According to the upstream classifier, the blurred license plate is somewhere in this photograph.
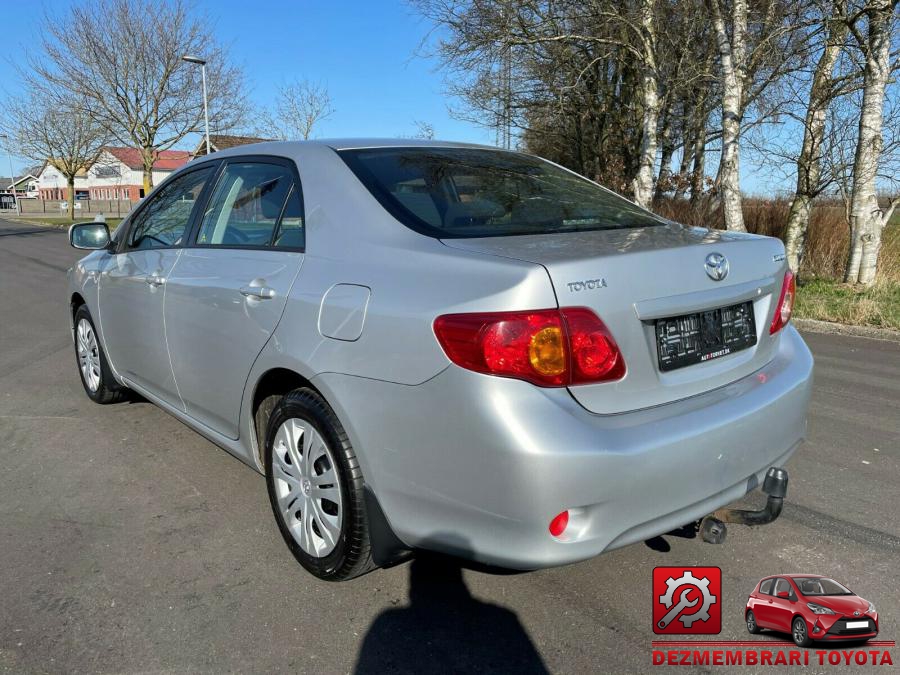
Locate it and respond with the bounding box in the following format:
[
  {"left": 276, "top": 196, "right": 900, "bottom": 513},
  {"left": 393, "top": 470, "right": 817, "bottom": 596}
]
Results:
[
  {"left": 846, "top": 621, "right": 869, "bottom": 629},
  {"left": 655, "top": 301, "right": 757, "bottom": 372}
]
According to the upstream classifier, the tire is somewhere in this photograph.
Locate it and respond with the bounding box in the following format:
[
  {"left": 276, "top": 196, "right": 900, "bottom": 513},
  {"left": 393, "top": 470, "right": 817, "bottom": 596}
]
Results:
[
  {"left": 73, "top": 305, "right": 127, "bottom": 404},
  {"left": 746, "top": 610, "right": 761, "bottom": 634},
  {"left": 264, "top": 387, "right": 375, "bottom": 581},
  {"left": 792, "top": 616, "right": 813, "bottom": 647}
]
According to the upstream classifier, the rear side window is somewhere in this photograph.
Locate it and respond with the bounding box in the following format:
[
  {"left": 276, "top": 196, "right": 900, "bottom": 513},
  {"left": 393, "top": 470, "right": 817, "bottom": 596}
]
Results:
[
  {"left": 196, "top": 162, "right": 297, "bottom": 247},
  {"left": 339, "top": 147, "right": 664, "bottom": 238},
  {"left": 759, "top": 579, "right": 774, "bottom": 595},
  {"left": 127, "top": 166, "right": 213, "bottom": 250}
]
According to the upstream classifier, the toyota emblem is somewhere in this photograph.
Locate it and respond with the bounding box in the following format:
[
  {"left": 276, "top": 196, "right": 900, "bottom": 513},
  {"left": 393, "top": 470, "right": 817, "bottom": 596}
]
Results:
[{"left": 705, "top": 252, "right": 729, "bottom": 281}]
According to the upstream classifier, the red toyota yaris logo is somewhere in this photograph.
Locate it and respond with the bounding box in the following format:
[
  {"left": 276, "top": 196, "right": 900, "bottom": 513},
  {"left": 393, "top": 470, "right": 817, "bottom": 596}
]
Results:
[{"left": 653, "top": 567, "right": 722, "bottom": 635}]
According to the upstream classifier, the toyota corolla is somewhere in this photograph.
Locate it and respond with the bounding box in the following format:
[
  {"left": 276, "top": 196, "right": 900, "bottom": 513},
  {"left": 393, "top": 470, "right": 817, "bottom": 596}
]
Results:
[
  {"left": 67, "top": 140, "right": 813, "bottom": 580},
  {"left": 746, "top": 575, "right": 878, "bottom": 646}
]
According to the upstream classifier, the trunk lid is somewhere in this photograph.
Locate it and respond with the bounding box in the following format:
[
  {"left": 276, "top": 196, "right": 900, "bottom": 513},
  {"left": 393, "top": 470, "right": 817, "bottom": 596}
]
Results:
[{"left": 442, "top": 224, "right": 788, "bottom": 414}]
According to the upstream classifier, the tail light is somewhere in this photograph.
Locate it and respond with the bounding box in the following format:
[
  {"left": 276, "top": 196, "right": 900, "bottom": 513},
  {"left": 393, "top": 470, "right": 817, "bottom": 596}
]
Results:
[
  {"left": 433, "top": 307, "right": 625, "bottom": 387},
  {"left": 769, "top": 270, "right": 796, "bottom": 334}
]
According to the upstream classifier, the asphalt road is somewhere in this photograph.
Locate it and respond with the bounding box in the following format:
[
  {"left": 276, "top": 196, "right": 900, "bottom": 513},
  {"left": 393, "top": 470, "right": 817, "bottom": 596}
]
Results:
[{"left": 1, "top": 217, "right": 898, "bottom": 674}]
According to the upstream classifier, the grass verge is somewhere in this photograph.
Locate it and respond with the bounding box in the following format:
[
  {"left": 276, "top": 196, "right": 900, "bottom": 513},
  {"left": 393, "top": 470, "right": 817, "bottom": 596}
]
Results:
[
  {"left": 795, "top": 278, "right": 900, "bottom": 331},
  {"left": 10, "top": 216, "right": 123, "bottom": 230}
]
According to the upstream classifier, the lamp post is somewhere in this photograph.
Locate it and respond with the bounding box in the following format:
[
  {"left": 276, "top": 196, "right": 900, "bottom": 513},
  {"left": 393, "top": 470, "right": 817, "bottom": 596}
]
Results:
[
  {"left": 0, "top": 133, "right": 20, "bottom": 215},
  {"left": 182, "top": 54, "right": 210, "bottom": 155}
]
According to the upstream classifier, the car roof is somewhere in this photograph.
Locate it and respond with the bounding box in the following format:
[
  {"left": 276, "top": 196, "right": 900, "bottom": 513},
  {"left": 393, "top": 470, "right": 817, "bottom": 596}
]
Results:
[
  {"left": 760, "top": 574, "right": 826, "bottom": 580},
  {"left": 201, "top": 138, "right": 501, "bottom": 155}
]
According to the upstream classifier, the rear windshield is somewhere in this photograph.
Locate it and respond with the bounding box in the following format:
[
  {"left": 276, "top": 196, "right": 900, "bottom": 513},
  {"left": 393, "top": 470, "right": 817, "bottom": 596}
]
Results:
[{"left": 339, "top": 147, "right": 664, "bottom": 238}]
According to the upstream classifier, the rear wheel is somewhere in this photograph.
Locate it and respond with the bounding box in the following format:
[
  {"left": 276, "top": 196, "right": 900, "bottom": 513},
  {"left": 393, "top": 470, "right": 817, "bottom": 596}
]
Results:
[
  {"left": 73, "top": 305, "right": 126, "bottom": 404},
  {"left": 792, "top": 617, "right": 813, "bottom": 647},
  {"left": 746, "top": 610, "right": 761, "bottom": 634},
  {"left": 264, "top": 388, "right": 375, "bottom": 580}
]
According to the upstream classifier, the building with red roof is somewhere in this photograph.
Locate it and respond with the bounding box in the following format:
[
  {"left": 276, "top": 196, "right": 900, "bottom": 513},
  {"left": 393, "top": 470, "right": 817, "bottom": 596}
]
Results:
[{"left": 37, "top": 147, "right": 192, "bottom": 202}]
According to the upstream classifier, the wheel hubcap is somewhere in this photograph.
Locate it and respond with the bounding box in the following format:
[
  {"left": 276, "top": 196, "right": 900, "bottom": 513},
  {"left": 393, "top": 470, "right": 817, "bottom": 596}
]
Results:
[
  {"left": 76, "top": 319, "right": 101, "bottom": 392},
  {"left": 271, "top": 418, "right": 343, "bottom": 558},
  {"left": 747, "top": 614, "right": 755, "bottom": 630},
  {"left": 794, "top": 621, "right": 806, "bottom": 643}
]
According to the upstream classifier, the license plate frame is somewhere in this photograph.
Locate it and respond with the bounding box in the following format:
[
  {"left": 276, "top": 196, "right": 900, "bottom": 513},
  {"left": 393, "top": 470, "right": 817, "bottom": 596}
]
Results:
[{"left": 655, "top": 301, "right": 757, "bottom": 372}]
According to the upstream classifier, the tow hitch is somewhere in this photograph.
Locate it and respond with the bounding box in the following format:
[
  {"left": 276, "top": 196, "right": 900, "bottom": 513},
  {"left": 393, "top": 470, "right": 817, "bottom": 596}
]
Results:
[{"left": 699, "top": 467, "right": 788, "bottom": 545}]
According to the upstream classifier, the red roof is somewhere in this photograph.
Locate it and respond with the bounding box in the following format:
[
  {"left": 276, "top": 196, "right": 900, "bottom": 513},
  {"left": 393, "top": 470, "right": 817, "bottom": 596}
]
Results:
[{"left": 104, "top": 147, "right": 191, "bottom": 171}]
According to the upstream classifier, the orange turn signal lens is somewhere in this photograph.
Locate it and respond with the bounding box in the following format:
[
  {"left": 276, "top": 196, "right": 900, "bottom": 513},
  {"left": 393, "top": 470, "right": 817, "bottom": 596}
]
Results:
[{"left": 528, "top": 326, "right": 566, "bottom": 376}]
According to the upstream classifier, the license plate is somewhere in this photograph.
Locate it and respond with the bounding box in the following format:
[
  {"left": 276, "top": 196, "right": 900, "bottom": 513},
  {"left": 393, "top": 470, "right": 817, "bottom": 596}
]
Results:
[
  {"left": 846, "top": 621, "right": 869, "bottom": 629},
  {"left": 655, "top": 301, "right": 757, "bottom": 372}
]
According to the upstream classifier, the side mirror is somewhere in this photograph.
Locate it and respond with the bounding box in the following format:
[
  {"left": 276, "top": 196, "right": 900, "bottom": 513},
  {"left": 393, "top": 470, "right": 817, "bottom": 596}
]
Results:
[
  {"left": 777, "top": 591, "right": 790, "bottom": 599},
  {"left": 69, "top": 222, "right": 111, "bottom": 250}
]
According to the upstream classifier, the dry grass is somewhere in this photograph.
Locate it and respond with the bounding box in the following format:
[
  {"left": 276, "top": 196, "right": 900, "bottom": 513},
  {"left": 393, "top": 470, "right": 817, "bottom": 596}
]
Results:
[{"left": 655, "top": 197, "right": 900, "bottom": 329}]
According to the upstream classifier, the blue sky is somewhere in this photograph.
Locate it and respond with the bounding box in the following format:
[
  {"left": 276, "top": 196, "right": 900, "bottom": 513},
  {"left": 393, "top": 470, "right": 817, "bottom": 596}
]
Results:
[{"left": 1, "top": 0, "right": 778, "bottom": 192}]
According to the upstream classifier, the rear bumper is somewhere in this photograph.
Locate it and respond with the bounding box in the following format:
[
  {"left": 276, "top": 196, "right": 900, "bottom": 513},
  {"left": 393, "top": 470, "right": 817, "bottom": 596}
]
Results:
[{"left": 315, "top": 326, "right": 814, "bottom": 569}]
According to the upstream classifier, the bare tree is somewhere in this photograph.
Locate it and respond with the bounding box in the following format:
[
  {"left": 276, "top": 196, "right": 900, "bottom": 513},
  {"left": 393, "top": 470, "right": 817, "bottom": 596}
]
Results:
[
  {"left": 413, "top": 120, "right": 437, "bottom": 139},
  {"left": 845, "top": 0, "right": 898, "bottom": 285},
  {"left": 27, "top": 0, "right": 246, "bottom": 194},
  {"left": 631, "top": 0, "right": 661, "bottom": 208},
  {"left": 708, "top": 0, "right": 750, "bottom": 231},
  {"left": 783, "top": 0, "right": 851, "bottom": 272},
  {"left": 256, "top": 80, "right": 335, "bottom": 141},
  {"left": 2, "top": 88, "right": 108, "bottom": 220}
]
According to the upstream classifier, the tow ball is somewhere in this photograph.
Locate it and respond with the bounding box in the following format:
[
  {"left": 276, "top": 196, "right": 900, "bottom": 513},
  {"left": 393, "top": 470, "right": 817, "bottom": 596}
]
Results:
[{"left": 699, "top": 467, "right": 788, "bottom": 545}]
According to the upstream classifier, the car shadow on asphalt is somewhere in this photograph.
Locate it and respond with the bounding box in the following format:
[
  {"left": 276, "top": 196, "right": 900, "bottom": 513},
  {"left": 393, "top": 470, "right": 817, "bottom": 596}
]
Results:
[
  {"left": 644, "top": 523, "right": 699, "bottom": 552},
  {"left": 354, "top": 538, "right": 549, "bottom": 674}
]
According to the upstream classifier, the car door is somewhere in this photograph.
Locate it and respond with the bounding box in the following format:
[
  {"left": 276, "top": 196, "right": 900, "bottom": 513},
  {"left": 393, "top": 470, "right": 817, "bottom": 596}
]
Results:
[
  {"left": 99, "top": 164, "right": 216, "bottom": 406},
  {"left": 752, "top": 578, "right": 777, "bottom": 628},
  {"left": 769, "top": 578, "right": 798, "bottom": 632},
  {"left": 163, "top": 158, "right": 305, "bottom": 438}
]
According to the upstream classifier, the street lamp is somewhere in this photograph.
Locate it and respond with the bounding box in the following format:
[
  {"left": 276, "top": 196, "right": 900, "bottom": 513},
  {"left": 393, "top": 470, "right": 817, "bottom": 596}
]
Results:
[
  {"left": 0, "top": 133, "right": 20, "bottom": 216},
  {"left": 182, "top": 54, "right": 210, "bottom": 155}
]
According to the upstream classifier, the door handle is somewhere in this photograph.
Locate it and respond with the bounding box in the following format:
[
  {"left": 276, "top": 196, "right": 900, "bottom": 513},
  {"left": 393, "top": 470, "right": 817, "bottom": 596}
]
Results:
[
  {"left": 145, "top": 274, "right": 165, "bottom": 287},
  {"left": 240, "top": 285, "right": 275, "bottom": 300}
]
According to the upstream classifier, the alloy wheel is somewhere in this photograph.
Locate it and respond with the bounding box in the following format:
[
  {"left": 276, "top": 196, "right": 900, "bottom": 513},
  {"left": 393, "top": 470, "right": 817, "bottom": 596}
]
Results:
[
  {"left": 793, "top": 619, "right": 807, "bottom": 645},
  {"left": 76, "top": 318, "right": 101, "bottom": 392},
  {"left": 271, "top": 418, "right": 343, "bottom": 557},
  {"left": 747, "top": 612, "right": 756, "bottom": 632}
]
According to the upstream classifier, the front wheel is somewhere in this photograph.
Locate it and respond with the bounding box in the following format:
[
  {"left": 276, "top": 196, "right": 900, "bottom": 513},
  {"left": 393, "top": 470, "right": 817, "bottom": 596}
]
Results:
[
  {"left": 792, "top": 617, "right": 813, "bottom": 647},
  {"left": 73, "top": 305, "right": 127, "bottom": 404},
  {"left": 264, "top": 388, "right": 375, "bottom": 581}
]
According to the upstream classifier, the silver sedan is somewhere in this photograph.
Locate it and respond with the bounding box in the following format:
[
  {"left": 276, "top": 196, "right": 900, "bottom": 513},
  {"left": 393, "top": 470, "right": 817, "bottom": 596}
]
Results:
[{"left": 67, "top": 140, "right": 813, "bottom": 580}]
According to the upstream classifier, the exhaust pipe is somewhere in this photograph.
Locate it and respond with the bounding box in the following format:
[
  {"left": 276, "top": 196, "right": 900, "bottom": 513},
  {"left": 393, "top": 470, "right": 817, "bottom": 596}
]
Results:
[{"left": 699, "top": 467, "right": 788, "bottom": 545}]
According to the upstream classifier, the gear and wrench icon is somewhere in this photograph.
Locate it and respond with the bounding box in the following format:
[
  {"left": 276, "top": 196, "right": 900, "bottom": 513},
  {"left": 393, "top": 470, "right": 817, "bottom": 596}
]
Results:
[{"left": 658, "top": 571, "right": 717, "bottom": 629}]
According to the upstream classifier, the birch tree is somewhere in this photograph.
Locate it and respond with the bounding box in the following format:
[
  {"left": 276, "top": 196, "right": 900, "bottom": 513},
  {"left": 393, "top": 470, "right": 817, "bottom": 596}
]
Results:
[
  {"left": 845, "top": 0, "right": 898, "bottom": 285},
  {"left": 2, "top": 89, "right": 108, "bottom": 221},
  {"left": 784, "top": 1, "right": 851, "bottom": 272},
  {"left": 631, "top": 0, "right": 660, "bottom": 208},
  {"left": 709, "top": 0, "right": 749, "bottom": 231},
  {"left": 28, "top": 0, "right": 246, "bottom": 194}
]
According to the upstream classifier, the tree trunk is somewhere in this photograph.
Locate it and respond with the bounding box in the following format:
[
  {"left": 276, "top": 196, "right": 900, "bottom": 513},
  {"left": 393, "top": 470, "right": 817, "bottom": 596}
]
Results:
[
  {"left": 674, "top": 143, "right": 693, "bottom": 201},
  {"left": 654, "top": 107, "right": 675, "bottom": 203},
  {"left": 845, "top": 0, "right": 893, "bottom": 286},
  {"left": 142, "top": 148, "right": 156, "bottom": 196},
  {"left": 710, "top": 0, "right": 747, "bottom": 232},
  {"left": 67, "top": 176, "right": 75, "bottom": 221},
  {"left": 784, "top": 195, "right": 813, "bottom": 271},
  {"left": 784, "top": 1, "right": 848, "bottom": 273},
  {"left": 631, "top": 0, "right": 659, "bottom": 209}
]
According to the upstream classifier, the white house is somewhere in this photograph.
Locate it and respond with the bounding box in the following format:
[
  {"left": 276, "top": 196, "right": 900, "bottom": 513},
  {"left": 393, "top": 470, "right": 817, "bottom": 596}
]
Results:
[{"left": 37, "top": 147, "right": 191, "bottom": 201}]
